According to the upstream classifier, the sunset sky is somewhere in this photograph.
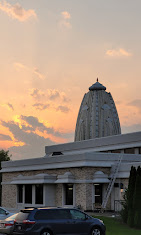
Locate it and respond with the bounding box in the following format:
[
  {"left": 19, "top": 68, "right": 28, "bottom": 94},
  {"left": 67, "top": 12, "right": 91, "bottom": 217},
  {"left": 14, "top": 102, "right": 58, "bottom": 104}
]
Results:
[{"left": 0, "top": 0, "right": 141, "bottom": 160}]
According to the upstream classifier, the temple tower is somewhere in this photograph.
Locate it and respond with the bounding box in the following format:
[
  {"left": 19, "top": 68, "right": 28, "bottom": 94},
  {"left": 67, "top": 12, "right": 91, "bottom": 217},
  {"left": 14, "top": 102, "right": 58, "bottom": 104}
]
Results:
[{"left": 74, "top": 79, "right": 121, "bottom": 141}]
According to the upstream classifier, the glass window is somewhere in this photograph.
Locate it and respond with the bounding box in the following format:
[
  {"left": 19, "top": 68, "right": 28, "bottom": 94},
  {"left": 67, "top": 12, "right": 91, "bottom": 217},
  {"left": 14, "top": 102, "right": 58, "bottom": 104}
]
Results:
[
  {"left": 94, "top": 184, "right": 102, "bottom": 204},
  {"left": 25, "top": 185, "right": 32, "bottom": 204},
  {"left": 0, "top": 208, "right": 6, "bottom": 215},
  {"left": 35, "top": 184, "right": 43, "bottom": 204},
  {"left": 65, "top": 184, "right": 73, "bottom": 205},
  {"left": 111, "top": 150, "right": 121, "bottom": 153},
  {"left": 35, "top": 209, "right": 71, "bottom": 220},
  {"left": 17, "top": 185, "right": 23, "bottom": 203},
  {"left": 139, "top": 147, "right": 141, "bottom": 154},
  {"left": 35, "top": 210, "right": 51, "bottom": 220},
  {"left": 70, "top": 209, "right": 85, "bottom": 220},
  {"left": 57, "top": 209, "right": 71, "bottom": 219},
  {"left": 124, "top": 148, "right": 134, "bottom": 154}
]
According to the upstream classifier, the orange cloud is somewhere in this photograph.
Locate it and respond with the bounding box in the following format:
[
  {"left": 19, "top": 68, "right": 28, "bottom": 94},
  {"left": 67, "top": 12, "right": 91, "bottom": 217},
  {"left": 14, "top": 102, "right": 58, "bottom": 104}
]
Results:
[
  {"left": 59, "top": 11, "right": 72, "bottom": 29},
  {"left": 14, "top": 62, "right": 26, "bottom": 70},
  {"left": 30, "top": 88, "right": 69, "bottom": 104},
  {"left": 106, "top": 48, "right": 132, "bottom": 57},
  {"left": 14, "top": 62, "right": 45, "bottom": 80},
  {"left": 1, "top": 103, "right": 14, "bottom": 111},
  {"left": 33, "top": 68, "right": 45, "bottom": 80},
  {"left": 61, "top": 11, "right": 71, "bottom": 19},
  {"left": 0, "top": 0, "right": 37, "bottom": 22},
  {"left": 56, "top": 105, "right": 70, "bottom": 113}
]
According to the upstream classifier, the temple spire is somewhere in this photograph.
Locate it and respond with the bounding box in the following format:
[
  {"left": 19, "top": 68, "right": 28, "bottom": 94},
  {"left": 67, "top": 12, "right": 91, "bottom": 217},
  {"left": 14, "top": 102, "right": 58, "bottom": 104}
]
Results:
[{"left": 89, "top": 79, "right": 106, "bottom": 91}]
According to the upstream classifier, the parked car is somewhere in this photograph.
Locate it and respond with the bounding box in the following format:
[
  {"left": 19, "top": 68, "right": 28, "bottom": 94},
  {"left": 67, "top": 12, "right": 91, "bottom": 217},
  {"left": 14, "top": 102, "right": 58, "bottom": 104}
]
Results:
[
  {"left": 0, "top": 213, "right": 18, "bottom": 234},
  {"left": 0, "top": 207, "right": 14, "bottom": 220},
  {"left": 13, "top": 207, "right": 106, "bottom": 235}
]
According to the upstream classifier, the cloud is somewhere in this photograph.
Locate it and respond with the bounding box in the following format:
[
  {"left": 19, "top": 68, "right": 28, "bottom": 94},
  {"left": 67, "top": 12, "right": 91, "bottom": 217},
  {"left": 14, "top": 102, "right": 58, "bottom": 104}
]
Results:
[
  {"left": 1, "top": 119, "right": 56, "bottom": 159},
  {"left": 1, "top": 116, "right": 74, "bottom": 159},
  {"left": 106, "top": 48, "right": 132, "bottom": 57},
  {"left": 59, "top": 11, "right": 72, "bottom": 29},
  {"left": 0, "top": 133, "right": 12, "bottom": 141},
  {"left": 128, "top": 99, "right": 141, "bottom": 110},
  {"left": 14, "top": 62, "right": 26, "bottom": 70},
  {"left": 1, "top": 103, "right": 14, "bottom": 111},
  {"left": 20, "top": 115, "right": 61, "bottom": 136},
  {"left": 7, "top": 103, "right": 14, "bottom": 111},
  {"left": 122, "top": 124, "right": 141, "bottom": 134},
  {"left": 0, "top": 0, "right": 37, "bottom": 22},
  {"left": 30, "top": 88, "right": 45, "bottom": 100},
  {"left": 61, "top": 11, "right": 71, "bottom": 19},
  {"left": 56, "top": 105, "right": 70, "bottom": 113},
  {"left": 47, "top": 89, "right": 70, "bottom": 102},
  {"left": 48, "top": 89, "right": 60, "bottom": 100},
  {"left": 62, "top": 95, "right": 71, "bottom": 103},
  {"left": 14, "top": 62, "right": 45, "bottom": 80},
  {"left": 30, "top": 88, "right": 69, "bottom": 104},
  {"left": 33, "top": 103, "right": 50, "bottom": 110},
  {"left": 33, "top": 68, "right": 45, "bottom": 80}
]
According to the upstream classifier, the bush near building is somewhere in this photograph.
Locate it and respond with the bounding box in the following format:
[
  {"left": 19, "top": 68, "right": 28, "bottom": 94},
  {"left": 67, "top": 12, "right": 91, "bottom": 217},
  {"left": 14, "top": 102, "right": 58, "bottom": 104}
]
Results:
[{"left": 121, "top": 166, "right": 141, "bottom": 229}]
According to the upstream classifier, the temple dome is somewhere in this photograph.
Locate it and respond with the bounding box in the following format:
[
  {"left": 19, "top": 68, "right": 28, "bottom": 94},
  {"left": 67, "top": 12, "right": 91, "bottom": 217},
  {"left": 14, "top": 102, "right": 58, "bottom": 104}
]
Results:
[
  {"left": 74, "top": 79, "right": 121, "bottom": 141},
  {"left": 89, "top": 79, "right": 106, "bottom": 91}
]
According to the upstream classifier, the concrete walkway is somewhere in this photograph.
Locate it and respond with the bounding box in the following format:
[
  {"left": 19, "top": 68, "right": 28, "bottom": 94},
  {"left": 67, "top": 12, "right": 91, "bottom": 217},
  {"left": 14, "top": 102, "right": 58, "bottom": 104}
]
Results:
[{"left": 87, "top": 211, "right": 120, "bottom": 218}]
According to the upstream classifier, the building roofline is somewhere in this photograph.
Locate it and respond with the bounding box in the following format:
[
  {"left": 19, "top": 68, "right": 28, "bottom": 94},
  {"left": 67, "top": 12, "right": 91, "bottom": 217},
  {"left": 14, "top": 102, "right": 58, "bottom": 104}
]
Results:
[
  {"left": 45, "top": 131, "right": 141, "bottom": 154},
  {"left": 1, "top": 152, "right": 141, "bottom": 173}
]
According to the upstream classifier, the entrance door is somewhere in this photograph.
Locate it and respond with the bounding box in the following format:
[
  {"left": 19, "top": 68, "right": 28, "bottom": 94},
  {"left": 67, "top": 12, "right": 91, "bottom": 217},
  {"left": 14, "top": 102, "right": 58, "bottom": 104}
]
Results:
[{"left": 94, "top": 184, "right": 102, "bottom": 204}]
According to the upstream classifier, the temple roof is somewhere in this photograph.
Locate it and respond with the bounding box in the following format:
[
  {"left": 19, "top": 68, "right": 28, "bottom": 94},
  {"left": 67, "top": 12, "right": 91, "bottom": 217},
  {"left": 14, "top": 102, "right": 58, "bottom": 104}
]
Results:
[{"left": 89, "top": 79, "right": 106, "bottom": 91}]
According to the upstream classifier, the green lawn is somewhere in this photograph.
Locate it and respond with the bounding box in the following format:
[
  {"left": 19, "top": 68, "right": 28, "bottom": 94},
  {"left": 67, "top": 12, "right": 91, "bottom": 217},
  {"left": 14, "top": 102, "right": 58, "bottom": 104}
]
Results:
[{"left": 93, "top": 215, "right": 141, "bottom": 235}]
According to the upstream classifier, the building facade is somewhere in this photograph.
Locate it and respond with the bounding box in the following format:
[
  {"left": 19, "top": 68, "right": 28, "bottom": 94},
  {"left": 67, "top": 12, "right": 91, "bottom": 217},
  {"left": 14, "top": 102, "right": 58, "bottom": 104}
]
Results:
[{"left": 1, "top": 131, "right": 141, "bottom": 212}]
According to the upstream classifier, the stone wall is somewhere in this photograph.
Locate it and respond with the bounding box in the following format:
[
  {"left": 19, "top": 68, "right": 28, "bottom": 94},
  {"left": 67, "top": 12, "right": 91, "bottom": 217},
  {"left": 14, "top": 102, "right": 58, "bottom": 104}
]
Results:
[
  {"left": 2, "top": 166, "right": 112, "bottom": 211},
  {"left": 2, "top": 184, "right": 17, "bottom": 208}
]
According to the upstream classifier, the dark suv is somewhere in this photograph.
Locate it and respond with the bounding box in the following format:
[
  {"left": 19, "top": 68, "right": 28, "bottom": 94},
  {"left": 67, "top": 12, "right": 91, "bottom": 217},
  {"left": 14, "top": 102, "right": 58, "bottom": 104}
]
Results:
[{"left": 13, "top": 207, "right": 106, "bottom": 235}]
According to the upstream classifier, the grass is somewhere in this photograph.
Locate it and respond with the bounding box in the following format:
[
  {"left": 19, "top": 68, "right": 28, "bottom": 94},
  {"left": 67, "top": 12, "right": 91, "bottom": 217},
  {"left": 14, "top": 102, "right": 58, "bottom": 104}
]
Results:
[{"left": 93, "top": 215, "right": 141, "bottom": 235}]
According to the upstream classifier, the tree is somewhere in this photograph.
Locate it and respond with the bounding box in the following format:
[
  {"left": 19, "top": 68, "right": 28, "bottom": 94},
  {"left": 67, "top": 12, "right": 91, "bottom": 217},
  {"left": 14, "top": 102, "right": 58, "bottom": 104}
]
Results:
[
  {"left": 133, "top": 166, "right": 141, "bottom": 228},
  {"left": 0, "top": 150, "right": 11, "bottom": 205},
  {"left": 120, "top": 189, "right": 128, "bottom": 223},
  {"left": 121, "top": 166, "right": 136, "bottom": 225},
  {"left": 127, "top": 166, "right": 136, "bottom": 227}
]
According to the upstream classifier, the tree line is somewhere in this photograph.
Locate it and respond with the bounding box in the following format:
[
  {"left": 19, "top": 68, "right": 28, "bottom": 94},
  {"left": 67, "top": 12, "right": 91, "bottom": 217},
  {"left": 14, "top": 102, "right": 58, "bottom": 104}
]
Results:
[
  {"left": 121, "top": 165, "right": 141, "bottom": 228},
  {"left": 0, "top": 150, "right": 11, "bottom": 205}
]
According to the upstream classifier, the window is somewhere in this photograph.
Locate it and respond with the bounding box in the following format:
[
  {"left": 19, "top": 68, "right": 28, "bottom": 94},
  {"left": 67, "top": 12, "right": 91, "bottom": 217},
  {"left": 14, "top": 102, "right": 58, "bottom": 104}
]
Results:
[
  {"left": 111, "top": 150, "right": 121, "bottom": 153},
  {"left": 0, "top": 208, "right": 6, "bottom": 215},
  {"left": 25, "top": 185, "right": 32, "bottom": 204},
  {"left": 17, "top": 185, "right": 23, "bottom": 203},
  {"left": 52, "top": 152, "right": 63, "bottom": 156},
  {"left": 35, "top": 184, "right": 43, "bottom": 204},
  {"left": 17, "top": 184, "right": 44, "bottom": 205},
  {"left": 35, "top": 209, "right": 71, "bottom": 220},
  {"left": 70, "top": 209, "right": 86, "bottom": 220},
  {"left": 139, "top": 147, "right": 141, "bottom": 154},
  {"left": 94, "top": 184, "right": 102, "bottom": 204},
  {"left": 65, "top": 184, "right": 73, "bottom": 205},
  {"left": 124, "top": 148, "right": 134, "bottom": 154}
]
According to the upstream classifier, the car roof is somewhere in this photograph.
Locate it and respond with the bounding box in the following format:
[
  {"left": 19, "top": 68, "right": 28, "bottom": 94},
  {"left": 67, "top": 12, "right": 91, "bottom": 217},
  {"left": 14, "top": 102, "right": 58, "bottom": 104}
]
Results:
[{"left": 20, "top": 207, "right": 78, "bottom": 213}]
